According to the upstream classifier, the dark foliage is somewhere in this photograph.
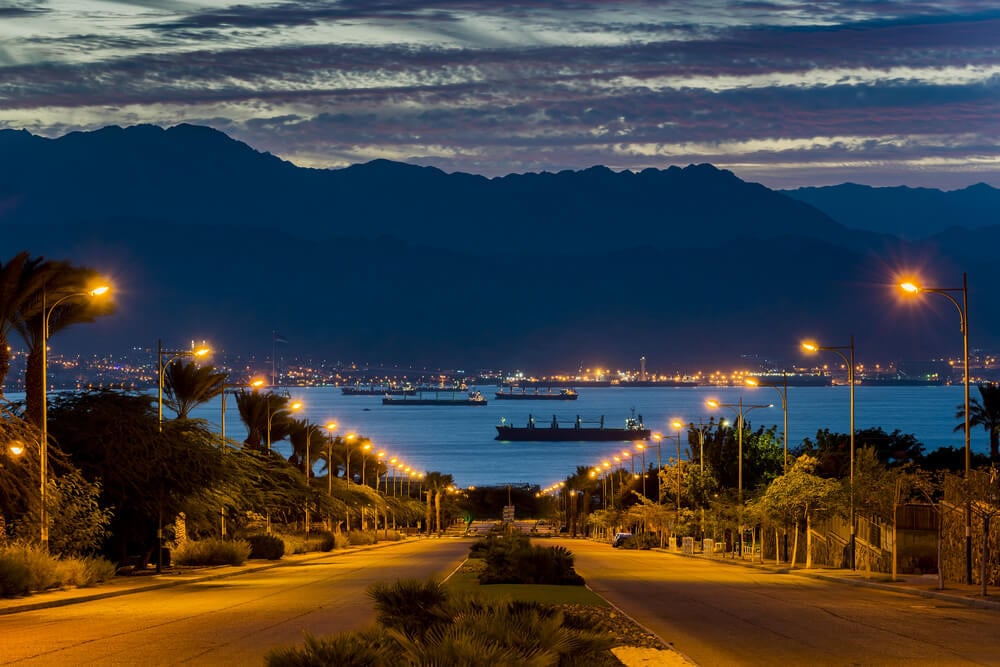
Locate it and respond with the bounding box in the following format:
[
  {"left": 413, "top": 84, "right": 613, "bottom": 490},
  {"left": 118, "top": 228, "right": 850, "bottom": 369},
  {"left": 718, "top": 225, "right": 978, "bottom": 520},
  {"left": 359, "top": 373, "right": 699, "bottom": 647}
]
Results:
[
  {"left": 475, "top": 532, "right": 585, "bottom": 585},
  {"left": 247, "top": 534, "right": 285, "bottom": 560}
]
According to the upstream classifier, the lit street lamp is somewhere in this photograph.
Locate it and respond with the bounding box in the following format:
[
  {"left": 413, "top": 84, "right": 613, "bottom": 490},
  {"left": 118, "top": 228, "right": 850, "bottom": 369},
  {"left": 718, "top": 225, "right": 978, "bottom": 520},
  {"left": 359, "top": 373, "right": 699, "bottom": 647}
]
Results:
[
  {"left": 634, "top": 444, "right": 646, "bottom": 498},
  {"left": 670, "top": 419, "right": 684, "bottom": 514},
  {"left": 263, "top": 396, "right": 301, "bottom": 534},
  {"left": 901, "top": 274, "right": 972, "bottom": 584},
  {"left": 802, "top": 337, "right": 855, "bottom": 569},
  {"left": 157, "top": 339, "right": 210, "bottom": 431},
  {"left": 343, "top": 433, "right": 357, "bottom": 484},
  {"left": 40, "top": 284, "right": 109, "bottom": 550},
  {"left": 360, "top": 442, "right": 372, "bottom": 486},
  {"left": 746, "top": 374, "right": 790, "bottom": 473},
  {"left": 707, "top": 397, "right": 771, "bottom": 558}
]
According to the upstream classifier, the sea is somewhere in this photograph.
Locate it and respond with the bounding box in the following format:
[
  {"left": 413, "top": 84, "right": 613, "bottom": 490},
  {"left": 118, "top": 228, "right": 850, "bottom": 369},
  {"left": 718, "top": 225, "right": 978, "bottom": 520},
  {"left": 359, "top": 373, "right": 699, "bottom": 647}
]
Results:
[
  {"left": 10, "top": 385, "right": 981, "bottom": 488},
  {"left": 184, "top": 384, "right": 981, "bottom": 488}
]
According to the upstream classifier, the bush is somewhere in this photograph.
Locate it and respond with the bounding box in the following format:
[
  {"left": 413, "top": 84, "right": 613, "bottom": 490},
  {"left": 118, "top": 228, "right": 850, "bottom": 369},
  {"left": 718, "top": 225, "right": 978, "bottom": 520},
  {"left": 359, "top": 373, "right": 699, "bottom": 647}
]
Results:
[
  {"left": 333, "top": 533, "right": 350, "bottom": 549},
  {"left": 347, "top": 530, "right": 376, "bottom": 546},
  {"left": 247, "top": 534, "right": 285, "bottom": 560},
  {"left": 173, "top": 539, "right": 251, "bottom": 566},
  {"left": 313, "top": 531, "right": 336, "bottom": 552},
  {"left": 476, "top": 535, "right": 584, "bottom": 585},
  {"left": 0, "top": 545, "right": 117, "bottom": 597}
]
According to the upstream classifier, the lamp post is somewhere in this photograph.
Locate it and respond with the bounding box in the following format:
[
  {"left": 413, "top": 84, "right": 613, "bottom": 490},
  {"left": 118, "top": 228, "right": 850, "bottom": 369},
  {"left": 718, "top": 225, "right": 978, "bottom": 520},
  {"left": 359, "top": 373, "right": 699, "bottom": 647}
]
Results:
[
  {"left": 301, "top": 422, "right": 325, "bottom": 535},
  {"left": 634, "top": 444, "right": 647, "bottom": 498},
  {"left": 322, "top": 422, "right": 337, "bottom": 531},
  {"left": 157, "top": 339, "right": 210, "bottom": 431},
  {"left": 219, "top": 379, "right": 262, "bottom": 537},
  {"left": 39, "top": 284, "right": 109, "bottom": 550},
  {"left": 343, "top": 433, "right": 357, "bottom": 484},
  {"left": 374, "top": 451, "right": 386, "bottom": 493},
  {"left": 802, "top": 337, "right": 855, "bottom": 570},
  {"left": 360, "top": 442, "right": 372, "bottom": 486},
  {"left": 707, "top": 397, "right": 771, "bottom": 558},
  {"left": 263, "top": 397, "right": 302, "bottom": 534},
  {"left": 670, "top": 420, "right": 684, "bottom": 514},
  {"left": 746, "top": 373, "right": 790, "bottom": 473},
  {"left": 901, "top": 275, "right": 972, "bottom": 584}
]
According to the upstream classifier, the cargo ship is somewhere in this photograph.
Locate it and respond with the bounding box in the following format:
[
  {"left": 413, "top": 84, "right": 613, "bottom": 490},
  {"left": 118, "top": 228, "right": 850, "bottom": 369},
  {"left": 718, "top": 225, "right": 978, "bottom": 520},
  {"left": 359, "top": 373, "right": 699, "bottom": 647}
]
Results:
[
  {"left": 342, "top": 385, "right": 415, "bottom": 395},
  {"left": 495, "top": 387, "right": 578, "bottom": 400},
  {"left": 495, "top": 412, "right": 650, "bottom": 442},
  {"left": 383, "top": 390, "right": 488, "bottom": 406}
]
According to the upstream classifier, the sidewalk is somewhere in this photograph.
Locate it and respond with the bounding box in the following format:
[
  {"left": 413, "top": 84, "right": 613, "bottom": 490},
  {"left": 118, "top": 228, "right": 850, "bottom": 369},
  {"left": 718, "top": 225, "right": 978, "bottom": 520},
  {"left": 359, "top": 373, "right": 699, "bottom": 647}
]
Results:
[
  {"left": 681, "top": 549, "right": 1000, "bottom": 611},
  {"left": 0, "top": 549, "right": 354, "bottom": 616}
]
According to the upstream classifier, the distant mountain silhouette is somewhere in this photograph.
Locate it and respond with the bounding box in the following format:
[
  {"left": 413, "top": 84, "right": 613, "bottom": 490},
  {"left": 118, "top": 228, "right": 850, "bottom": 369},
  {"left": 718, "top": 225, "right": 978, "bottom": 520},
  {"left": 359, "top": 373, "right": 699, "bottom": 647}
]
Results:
[
  {"left": 785, "top": 182, "right": 1000, "bottom": 240},
  {"left": 0, "top": 124, "right": 995, "bottom": 372}
]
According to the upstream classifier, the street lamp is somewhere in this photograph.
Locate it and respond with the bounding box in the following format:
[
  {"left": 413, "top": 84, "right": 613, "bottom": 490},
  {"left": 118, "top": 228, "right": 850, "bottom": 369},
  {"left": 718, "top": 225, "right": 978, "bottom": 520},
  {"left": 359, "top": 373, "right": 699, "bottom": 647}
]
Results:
[
  {"left": 900, "top": 274, "right": 972, "bottom": 583},
  {"left": 301, "top": 421, "right": 327, "bottom": 536},
  {"left": 263, "top": 397, "right": 301, "bottom": 534},
  {"left": 157, "top": 339, "right": 210, "bottom": 431},
  {"left": 670, "top": 419, "right": 684, "bottom": 514},
  {"left": 634, "top": 444, "right": 646, "bottom": 498},
  {"left": 707, "top": 397, "right": 771, "bottom": 558},
  {"left": 374, "top": 451, "right": 386, "bottom": 493},
  {"left": 343, "top": 433, "right": 357, "bottom": 484},
  {"left": 746, "top": 374, "right": 790, "bottom": 473},
  {"left": 40, "top": 284, "right": 109, "bottom": 549},
  {"left": 360, "top": 442, "right": 372, "bottom": 486},
  {"left": 802, "top": 337, "right": 855, "bottom": 569}
]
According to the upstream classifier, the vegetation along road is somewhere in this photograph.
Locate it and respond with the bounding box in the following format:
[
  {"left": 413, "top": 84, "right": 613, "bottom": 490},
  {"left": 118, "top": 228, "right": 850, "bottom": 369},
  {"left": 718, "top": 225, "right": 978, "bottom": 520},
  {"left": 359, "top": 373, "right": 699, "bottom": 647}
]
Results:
[
  {"left": 569, "top": 539, "right": 1000, "bottom": 666},
  {"left": 0, "top": 539, "right": 469, "bottom": 665}
]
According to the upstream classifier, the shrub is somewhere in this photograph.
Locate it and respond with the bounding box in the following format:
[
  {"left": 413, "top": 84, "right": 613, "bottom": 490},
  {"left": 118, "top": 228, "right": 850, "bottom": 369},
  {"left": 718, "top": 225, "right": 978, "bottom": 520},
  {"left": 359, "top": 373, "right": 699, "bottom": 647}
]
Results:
[
  {"left": 0, "top": 545, "right": 117, "bottom": 596},
  {"left": 313, "top": 531, "right": 336, "bottom": 552},
  {"left": 333, "top": 533, "right": 350, "bottom": 549},
  {"left": 377, "top": 530, "right": 403, "bottom": 542},
  {"left": 347, "top": 530, "right": 376, "bottom": 546},
  {"left": 477, "top": 537, "right": 584, "bottom": 585},
  {"left": 173, "top": 539, "right": 251, "bottom": 566},
  {"left": 267, "top": 627, "right": 397, "bottom": 667},
  {"left": 247, "top": 534, "right": 285, "bottom": 560}
]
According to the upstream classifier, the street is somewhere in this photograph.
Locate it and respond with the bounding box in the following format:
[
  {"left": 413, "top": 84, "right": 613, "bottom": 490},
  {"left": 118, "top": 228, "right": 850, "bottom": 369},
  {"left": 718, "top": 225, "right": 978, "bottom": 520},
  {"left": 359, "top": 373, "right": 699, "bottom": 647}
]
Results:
[
  {"left": 0, "top": 539, "right": 469, "bottom": 665},
  {"left": 569, "top": 539, "right": 1000, "bottom": 666}
]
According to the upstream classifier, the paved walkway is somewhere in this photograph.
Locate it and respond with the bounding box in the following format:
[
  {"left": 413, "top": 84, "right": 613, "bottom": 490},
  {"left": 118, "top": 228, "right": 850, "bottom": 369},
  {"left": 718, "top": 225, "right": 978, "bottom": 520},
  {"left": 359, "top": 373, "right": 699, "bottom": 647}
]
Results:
[{"left": 677, "top": 548, "right": 1000, "bottom": 611}]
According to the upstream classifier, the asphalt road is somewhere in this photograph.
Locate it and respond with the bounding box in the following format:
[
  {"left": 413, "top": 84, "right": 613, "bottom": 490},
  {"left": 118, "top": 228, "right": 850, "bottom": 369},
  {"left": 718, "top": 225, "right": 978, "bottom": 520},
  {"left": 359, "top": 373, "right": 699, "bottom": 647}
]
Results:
[
  {"left": 0, "top": 539, "right": 469, "bottom": 666},
  {"left": 569, "top": 539, "right": 1000, "bottom": 666}
]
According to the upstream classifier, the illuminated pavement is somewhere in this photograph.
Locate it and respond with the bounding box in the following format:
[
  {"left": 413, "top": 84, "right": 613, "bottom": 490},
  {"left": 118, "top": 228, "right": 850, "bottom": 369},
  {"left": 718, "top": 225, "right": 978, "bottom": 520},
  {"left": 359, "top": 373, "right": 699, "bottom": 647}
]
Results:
[
  {"left": 0, "top": 538, "right": 469, "bottom": 665},
  {"left": 569, "top": 538, "right": 1000, "bottom": 666}
]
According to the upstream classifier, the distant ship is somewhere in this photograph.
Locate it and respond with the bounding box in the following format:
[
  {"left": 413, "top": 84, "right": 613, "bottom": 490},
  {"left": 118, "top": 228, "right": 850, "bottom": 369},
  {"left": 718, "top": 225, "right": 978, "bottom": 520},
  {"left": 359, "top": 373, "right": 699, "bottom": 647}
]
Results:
[
  {"left": 858, "top": 374, "right": 945, "bottom": 386},
  {"left": 342, "top": 385, "right": 415, "bottom": 395},
  {"left": 383, "top": 390, "right": 488, "bottom": 406},
  {"left": 495, "top": 387, "right": 579, "bottom": 400},
  {"left": 495, "top": 412, "right": 650, "bottom": 442},
  {"left": 746, "top": 373, "right": 833, "bottom": 387}
]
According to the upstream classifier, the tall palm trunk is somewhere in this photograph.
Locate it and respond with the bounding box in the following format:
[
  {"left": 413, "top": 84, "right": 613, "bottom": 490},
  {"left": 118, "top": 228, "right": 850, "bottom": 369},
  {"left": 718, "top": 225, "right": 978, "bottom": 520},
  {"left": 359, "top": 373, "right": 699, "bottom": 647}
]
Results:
[
  {"left": 435, "top": 490, "right": 442, "bottom": 534},
  {"left": 425, "top": 490, "right": 432, "bottom": 535}
]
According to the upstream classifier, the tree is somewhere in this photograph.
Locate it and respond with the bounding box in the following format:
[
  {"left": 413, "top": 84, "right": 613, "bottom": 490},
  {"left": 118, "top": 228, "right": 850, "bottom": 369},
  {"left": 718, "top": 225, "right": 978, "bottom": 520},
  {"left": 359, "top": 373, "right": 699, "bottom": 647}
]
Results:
[
  {"left": 163, "top": 361, "right": 227, "bottom": 419},
  {"left": 956, "top": 383, "right": 1000, "bottom": 461},
  {"left": 234, "top": 389, "right": 296, "bottom": 451},
  {"left": 758, "top": 455, "right": 841, "bottom": 568},
  {"left": 950, "top": 467, "right": 1000, "bottom": 596},
  {"left": 12, "top": 261, "right": 115, "bottom": 426},
  {"left": 423, "top": 472, "right": 454, "bottom": 534},
  {"left": 0, "top": 252, "right": 50, "bottom": 391}
]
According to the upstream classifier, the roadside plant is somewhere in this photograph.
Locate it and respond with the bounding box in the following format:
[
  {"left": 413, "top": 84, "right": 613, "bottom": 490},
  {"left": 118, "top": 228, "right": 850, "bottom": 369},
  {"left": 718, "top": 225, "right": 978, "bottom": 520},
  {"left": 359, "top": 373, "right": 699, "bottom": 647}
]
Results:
[{"left": 173, "top": 538, "right": 251, "bottom": 566}]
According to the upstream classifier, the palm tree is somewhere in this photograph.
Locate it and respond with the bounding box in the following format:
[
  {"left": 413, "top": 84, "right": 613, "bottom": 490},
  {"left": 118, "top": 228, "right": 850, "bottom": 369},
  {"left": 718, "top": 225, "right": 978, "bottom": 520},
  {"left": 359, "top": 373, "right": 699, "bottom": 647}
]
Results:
[
  {"left": 0, "top": 252, "right": 50, "bottom": 392},
  {"left": 12, "top": 261, "right": 115, "bottom": 426},
  {"left": 162, "top": 361, "right": 227, "bottom": 419},
  {"left": 956, "top": 383, "right": 1000, "bottom": 461},
  {"left": 423, "top": 471, "right": 454, "bottom": 535},
  {"left": 234, "top": 389, "right": 295, "bottom": 451},
  {"left": 564, "top": 466, "right": 594, "bottom": 537}
]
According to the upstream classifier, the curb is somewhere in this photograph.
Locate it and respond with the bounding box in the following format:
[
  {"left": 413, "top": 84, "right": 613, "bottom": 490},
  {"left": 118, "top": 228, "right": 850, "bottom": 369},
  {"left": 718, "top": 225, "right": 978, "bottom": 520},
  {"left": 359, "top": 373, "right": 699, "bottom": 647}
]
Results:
[
  {"left": 0, "top": 540, "right": 406, "bottom": 616},
  {"left": 662, "top": 548, "right": 1000, "bottom": 611}
]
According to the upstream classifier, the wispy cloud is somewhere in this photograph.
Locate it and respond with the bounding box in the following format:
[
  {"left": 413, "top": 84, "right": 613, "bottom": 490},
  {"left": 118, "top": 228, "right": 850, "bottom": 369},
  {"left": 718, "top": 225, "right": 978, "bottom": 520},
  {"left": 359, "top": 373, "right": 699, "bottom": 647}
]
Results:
[{"left": 0, "top": 0, "right": 998, "bottom": 187}]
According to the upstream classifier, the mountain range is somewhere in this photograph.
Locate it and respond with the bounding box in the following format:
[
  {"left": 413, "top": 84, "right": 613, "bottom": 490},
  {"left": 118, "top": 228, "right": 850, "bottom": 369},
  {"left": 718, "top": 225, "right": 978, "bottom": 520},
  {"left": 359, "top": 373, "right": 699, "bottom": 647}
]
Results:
[{"left": 0, "top": 124, "right": 996, "bottom": 373}]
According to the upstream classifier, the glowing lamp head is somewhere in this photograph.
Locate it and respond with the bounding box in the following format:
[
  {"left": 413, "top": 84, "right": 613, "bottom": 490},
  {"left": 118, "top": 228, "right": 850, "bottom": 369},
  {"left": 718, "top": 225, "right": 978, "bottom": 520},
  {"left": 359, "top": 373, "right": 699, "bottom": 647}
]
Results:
[
  {"left": 745, "top": 378, "right": 759, "bottom": 387},
  {"left": 706, "top": 399, "right": 720, "bottom": 409},
  {"left": 671, "top": 420, "right": 683, "bottom": 430},
  {"left": 289, "top": 402, "right": 303, "bottom": 412},
  {"left": 89, "top": 285, "right": 110, "bottom": 297},
  {"left": 251, "top": 379, "right": 266, "bottom": 388},
  {"left": 193, "top": 346, "right": 211, "bottom": 357},
  {"left": 9, "top": 440, "right": 25, "bottom": 457},
  {"left": 801, "top": 341, "right": 819, "bottom": 353},
  {"left": 325, "top": 421, "right": 338, "bottom": 430},
  {"left": 900, "top": 281, "right": 921, "bottom": 294}
]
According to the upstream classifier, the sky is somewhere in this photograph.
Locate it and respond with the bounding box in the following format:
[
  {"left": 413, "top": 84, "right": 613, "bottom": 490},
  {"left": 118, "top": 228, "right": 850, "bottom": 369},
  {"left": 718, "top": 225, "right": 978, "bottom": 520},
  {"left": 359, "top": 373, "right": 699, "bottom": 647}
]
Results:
[{"left": 1, "top": 0, "right": 999, "bottom": 189}]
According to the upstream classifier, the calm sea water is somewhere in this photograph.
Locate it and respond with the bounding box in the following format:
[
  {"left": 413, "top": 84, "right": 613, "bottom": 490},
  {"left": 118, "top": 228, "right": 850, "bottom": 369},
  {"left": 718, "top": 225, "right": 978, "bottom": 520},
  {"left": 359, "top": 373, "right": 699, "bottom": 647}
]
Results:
[
  {"left": 12, "top": 385, "right": 979, "bottom": 488},
  {"left": 176, "top": 384, "right": 981, "bottom": 488}
]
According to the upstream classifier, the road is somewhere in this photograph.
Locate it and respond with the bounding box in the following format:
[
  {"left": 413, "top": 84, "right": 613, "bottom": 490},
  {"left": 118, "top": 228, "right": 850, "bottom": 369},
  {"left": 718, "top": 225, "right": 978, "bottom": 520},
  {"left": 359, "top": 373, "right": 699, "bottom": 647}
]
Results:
[
  {"left": 0, "top": 539, "right": 469, "bottom": 666},
  {"left": 569, "top": 539, "right": 1000, "bottom": 666}
]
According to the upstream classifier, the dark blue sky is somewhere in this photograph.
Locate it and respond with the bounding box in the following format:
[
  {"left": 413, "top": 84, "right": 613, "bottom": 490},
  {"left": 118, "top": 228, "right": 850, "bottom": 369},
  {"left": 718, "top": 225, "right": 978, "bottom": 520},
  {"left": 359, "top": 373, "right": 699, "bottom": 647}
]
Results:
[{"left": 1, "top": 1, "right": 999, "bottom": 188}]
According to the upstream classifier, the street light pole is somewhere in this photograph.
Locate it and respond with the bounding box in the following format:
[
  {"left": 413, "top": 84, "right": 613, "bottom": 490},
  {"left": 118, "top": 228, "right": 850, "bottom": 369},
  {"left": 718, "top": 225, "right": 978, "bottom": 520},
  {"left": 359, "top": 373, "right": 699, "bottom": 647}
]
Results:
[
  {"left": 707, "top": 397, "right": 771, "bottom": 559},
  {"left": 746, "top": 373, "right": 790, "bottom": 473},
  {"left": 802, "top": 336, "right": 855, "bottom": 569},
  {"left": 901, "top": 274, "right": 972, "bottom": 583},
  {"left": 39, "top": 284, "right": 109, "bottom": 550}
]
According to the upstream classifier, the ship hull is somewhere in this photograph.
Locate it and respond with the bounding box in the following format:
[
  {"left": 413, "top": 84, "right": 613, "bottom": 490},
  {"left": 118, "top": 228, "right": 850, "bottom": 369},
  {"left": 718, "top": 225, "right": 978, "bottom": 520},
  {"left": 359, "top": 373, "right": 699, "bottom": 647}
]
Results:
[
  {"left": 495, "top": 426, "right": 649, "bottom": 441},
  {"left": 383, "top": 398, "right": 487, "bottom": 406},
  {"left": 495, "top": 393, "right": 578, "bottom": 400}
]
